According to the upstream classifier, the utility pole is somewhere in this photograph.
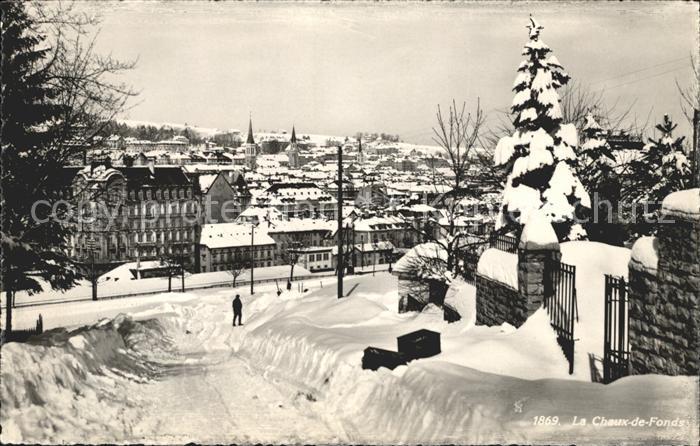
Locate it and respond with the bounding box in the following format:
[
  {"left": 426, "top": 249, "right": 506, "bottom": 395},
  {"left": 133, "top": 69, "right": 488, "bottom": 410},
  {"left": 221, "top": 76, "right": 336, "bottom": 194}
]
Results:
[
  {"left": 165, "top": 257, "right": 172, "bottom": 292},
  {"left": 88, "top": 233, "right": 98, "bottom": 301},
  {"left": 693, "top": 108, "right": 699, "bottom": 187},
  {"left": 337, "top": 143, "right": 344, "bottom": 299},
  {"left": 250, "top": 224, "right": 255, "bottom": 295},
  {"left": 180, "top": 250, "right": 185, "bottom": 292}
]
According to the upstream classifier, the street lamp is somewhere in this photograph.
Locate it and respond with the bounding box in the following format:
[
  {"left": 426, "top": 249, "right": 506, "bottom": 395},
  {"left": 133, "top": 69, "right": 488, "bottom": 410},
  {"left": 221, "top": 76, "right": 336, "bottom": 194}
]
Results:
[{"left": 250, "top": 221, "right": 259, "bottom": 295}]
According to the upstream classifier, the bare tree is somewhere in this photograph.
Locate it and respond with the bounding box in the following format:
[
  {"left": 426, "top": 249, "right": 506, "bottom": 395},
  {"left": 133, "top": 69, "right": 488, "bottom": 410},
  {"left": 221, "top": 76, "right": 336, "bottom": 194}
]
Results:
[
  {"left": 394, "top": 99, "right": 487, "bottom": 281},
  {"left": 1, "top": 1, "right": 136, "bottom": 332},
  {"left": 283, "top": 241, "right": 303, "bottom": 283},
  {"left": 229, "top": 255, "right": 247, "bottom": 288}
]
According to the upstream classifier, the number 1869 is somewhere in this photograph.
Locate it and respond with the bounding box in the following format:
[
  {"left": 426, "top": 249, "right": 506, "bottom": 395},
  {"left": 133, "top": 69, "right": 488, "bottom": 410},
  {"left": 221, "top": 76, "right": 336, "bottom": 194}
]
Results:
[{"left": 532, "top": 416, "right": 559, "bottom": 425}]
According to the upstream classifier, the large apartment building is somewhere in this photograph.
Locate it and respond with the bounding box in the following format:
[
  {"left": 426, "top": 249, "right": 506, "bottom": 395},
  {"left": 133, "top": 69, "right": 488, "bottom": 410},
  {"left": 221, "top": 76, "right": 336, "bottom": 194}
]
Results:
[{"left": 68, "top": 161, "right": 201, "bottom": 274}]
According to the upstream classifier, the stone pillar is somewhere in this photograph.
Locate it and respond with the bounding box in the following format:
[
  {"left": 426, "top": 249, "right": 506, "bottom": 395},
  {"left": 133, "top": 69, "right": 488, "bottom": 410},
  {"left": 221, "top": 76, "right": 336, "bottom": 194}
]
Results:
[
  {"left": 517, "top": 215, "right": 561, "bottom": 320},
  {"left": 517, "top": 246, "right": 561, "bottom": 317}
]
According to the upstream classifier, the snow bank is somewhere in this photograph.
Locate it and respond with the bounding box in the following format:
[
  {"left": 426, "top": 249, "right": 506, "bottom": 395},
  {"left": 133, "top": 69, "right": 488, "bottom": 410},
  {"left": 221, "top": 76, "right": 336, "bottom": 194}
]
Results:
[
  {"left": 561, "top": 241, "right": 631, "bottom": 372},
  {"left": 477, "top": 248, "right": 518, "bottom": 289},
  {"left": 630, "top": 236, "right": 659, "bottom": 274},
  {"left": 1, "top": 315, "right": 175, "bottom": 443},
  {"left": 234, "top": 274, "right": 697, "bottom": 444},
  {"left": 662, "top": 188, "right": 700, "bottom": 221},
  {"left": 443, "top": 277, "right": 476, "bottom": 325}
]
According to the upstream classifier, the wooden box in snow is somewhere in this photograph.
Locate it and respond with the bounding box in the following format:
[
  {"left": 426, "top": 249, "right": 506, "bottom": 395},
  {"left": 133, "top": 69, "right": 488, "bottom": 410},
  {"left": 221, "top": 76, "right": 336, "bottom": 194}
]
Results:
[
  {"left": 397, "top": 329, "right": 441, "bottom": 360},
  {"left": 361, "top": 347, "right": 408, "bottom": 371}
]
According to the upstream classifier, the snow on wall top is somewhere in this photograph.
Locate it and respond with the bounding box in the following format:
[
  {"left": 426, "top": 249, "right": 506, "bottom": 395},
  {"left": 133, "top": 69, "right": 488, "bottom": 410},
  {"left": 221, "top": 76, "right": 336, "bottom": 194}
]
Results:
[
  {"left": 630, "top": 236, "right": 659, "bottom": 274},
  {"left": 477, "top": 248, "right": 518, "bottom": 289},
  {"left": 519, "top": 212, "right": 559, "bottom": 251},
  {"left": 661, "top": 188, "right": 700, "bottom": 221},
  {"left": 393, "top": 242, "right": 447, "bottom": 280}
]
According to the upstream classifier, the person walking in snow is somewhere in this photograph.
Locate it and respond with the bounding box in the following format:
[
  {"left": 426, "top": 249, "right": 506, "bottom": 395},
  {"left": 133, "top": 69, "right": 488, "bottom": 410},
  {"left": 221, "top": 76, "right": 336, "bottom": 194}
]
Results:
[{"left": 232, "top": 294, "right": 243, "bottom": 326}]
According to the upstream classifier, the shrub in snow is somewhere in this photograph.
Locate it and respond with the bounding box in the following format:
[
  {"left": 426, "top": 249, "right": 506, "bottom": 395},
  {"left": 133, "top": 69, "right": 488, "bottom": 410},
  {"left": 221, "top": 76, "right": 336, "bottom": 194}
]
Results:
[
  {"left": 494, "top": 16, "right": 590, "bottom": 241},
  {"left": 578, "top": 111, "right": 616, "bottom": 190},
  {"left": 631, "top": 115, "right": 691, "bottom": 206}
]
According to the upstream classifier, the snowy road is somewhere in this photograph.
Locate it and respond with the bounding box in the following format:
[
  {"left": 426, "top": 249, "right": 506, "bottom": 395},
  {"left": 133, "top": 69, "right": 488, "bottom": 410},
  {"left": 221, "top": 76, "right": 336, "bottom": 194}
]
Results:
[
  {"left": 125, "top": 282, "right": 341, "bottom": 444},
  {"left": 131, "top": 352, "right": 338, "bottom": 444}
]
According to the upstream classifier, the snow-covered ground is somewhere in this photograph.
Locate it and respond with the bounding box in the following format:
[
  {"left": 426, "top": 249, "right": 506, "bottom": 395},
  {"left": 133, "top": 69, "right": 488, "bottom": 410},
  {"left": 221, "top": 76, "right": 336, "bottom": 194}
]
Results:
[
  {"left": 3, "top": 264, "right": 316, "bottom": 308},
  {"left": 2, "top": 268, "right": 698, "bottom": 444}
]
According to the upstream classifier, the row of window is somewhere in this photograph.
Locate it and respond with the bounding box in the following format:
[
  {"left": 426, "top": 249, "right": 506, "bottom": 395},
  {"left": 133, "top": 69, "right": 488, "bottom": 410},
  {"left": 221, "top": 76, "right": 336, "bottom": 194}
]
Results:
[
  {"left": 129, "top": 201, "right": 198, "bottom": 216},
  {"left": 206, "top": 248, "right": 274, "bottom": 263},
  {"left": 307, "top": 252, "right": 330, "bottom": 262},
  {"left": 74, "top": 229, "right": 196, "bottom": 246},
  {"left": 128, "top": 188, "right": 193, "bottom": 201},
  {"left": 202, "top": 260, "right": 273, "bottom": 273}
]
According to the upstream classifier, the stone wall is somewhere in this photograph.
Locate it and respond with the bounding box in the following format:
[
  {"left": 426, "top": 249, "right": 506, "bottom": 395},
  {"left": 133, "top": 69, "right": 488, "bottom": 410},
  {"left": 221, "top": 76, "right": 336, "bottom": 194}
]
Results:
[
  {"left": 629, "top": 217, "right": 700, "bottom": 375},
  {"left": 475, "top": 273, "right": 526, "bottom": 327},
  {"left": 628, "top": 260, "right": 660, "bottom": 373},
  {"left": 475, "top": 242, "right": 560, "bottom": 328}
]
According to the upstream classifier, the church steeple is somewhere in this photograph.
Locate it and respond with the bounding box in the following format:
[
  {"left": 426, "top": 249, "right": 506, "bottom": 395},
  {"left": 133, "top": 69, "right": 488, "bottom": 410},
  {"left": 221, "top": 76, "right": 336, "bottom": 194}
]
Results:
[
  {"left": 244, "top": 113, "right": 257, "bottom": 170},
  {"left": 287, "top": 125, "right": 300, "bottom": 169},
  {"left": 357, "top": 136, "right": 365, "bottom": 165},
  {"left": 246, "top": 114, "right": 255, "bottom": 145}
]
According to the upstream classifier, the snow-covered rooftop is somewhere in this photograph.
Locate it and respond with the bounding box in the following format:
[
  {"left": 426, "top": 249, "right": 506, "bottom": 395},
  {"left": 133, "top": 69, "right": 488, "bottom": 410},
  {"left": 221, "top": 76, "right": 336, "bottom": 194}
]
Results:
[{"left": 200, "top": 223, "right": 276, "bottom": 249}]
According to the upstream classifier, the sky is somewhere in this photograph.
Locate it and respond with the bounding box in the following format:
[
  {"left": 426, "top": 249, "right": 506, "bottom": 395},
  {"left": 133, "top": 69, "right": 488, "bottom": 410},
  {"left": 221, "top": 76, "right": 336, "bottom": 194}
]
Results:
[{"left": 76, "top": 1, "right": 698, "bottom": 144}]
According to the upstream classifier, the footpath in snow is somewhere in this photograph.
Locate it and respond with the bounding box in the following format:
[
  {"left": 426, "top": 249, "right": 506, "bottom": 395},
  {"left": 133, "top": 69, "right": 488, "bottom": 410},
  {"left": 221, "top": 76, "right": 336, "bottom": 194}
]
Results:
[{"left": 1, "top": 271, "right": 698, "bottom": 444}]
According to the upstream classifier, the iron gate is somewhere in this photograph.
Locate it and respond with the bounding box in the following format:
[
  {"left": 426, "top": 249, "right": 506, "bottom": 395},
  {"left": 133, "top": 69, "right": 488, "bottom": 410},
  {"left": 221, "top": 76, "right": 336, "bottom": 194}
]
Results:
[
  {"left": 545, "top": 261, "right": 578, "bottom": 374},
  {"left": 603, "top": 274, "right": 630, "bottom": 383}
]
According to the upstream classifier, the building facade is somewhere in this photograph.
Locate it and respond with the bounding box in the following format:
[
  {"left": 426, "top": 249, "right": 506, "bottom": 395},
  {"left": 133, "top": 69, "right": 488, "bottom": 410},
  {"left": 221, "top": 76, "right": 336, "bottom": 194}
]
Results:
[
  {"left": 198, "top": 223, "right": 276, "bottom": 272},
  {"left": 69, "top": 162, "right": 201, "bottom": 274}
]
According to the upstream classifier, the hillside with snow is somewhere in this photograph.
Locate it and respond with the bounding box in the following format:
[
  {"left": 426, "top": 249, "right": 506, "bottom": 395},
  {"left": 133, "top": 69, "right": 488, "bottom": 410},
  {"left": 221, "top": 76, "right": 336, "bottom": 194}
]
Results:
[{"left": 2, "top": 272, "right": 697, "bottom": 444}]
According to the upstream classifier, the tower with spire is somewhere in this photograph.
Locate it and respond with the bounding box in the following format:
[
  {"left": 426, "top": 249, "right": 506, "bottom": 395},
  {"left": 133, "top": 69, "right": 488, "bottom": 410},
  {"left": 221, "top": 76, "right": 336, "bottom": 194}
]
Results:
[
  {"left": 287, "top": 125, "right": 300, "bottom": 169},
  {"left": 244, "top": 114, "right": 257, "bottom": 170},
  {"left": 356, "top": 136, "right": 365, "bottom": 165}
]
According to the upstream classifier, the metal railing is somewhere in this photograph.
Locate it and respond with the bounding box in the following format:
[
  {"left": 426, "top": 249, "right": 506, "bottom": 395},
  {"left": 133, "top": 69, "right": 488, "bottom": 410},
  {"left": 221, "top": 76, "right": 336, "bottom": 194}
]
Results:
[
  {"left": 545, "top": 260, "right": 578, "bottom": 375},
  {"left": 489, "top": 233, "right": 518, "bottom": 253}
]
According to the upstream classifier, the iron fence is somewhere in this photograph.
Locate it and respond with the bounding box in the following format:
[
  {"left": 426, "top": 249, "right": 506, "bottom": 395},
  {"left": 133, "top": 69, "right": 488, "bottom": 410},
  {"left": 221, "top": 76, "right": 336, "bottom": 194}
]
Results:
[
  {"left": 603, "top": 274, "right": 630, "bottom": 384},
  {"left": 489, "top": 233, "right": 518, "bottom": 253},
  {"left": 545, "top": 260, "right": 578, "bottom": 374}
]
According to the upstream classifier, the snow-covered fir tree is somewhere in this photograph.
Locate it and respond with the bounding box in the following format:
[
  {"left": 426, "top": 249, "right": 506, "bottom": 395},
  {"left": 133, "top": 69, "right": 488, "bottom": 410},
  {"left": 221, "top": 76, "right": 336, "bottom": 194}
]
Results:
[
  {"left": 494, "top": 16, "right": 590, "bottom": 241},
  {"left": 578, "top": 110, "right": 616, "bottom": 190},
  {"left": 634, "top": 114, "right": 691, "bottom": 204}
]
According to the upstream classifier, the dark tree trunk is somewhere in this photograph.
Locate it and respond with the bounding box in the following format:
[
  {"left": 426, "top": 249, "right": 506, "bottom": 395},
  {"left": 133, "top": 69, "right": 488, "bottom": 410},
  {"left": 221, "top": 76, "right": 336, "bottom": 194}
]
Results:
[{"left": 5, "top": 290, "right": 13, "bottom": 334}]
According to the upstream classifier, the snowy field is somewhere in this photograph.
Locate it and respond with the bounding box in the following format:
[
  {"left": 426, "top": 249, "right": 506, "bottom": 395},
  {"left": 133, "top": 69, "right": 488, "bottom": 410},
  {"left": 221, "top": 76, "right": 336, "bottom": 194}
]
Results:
[{"left": 2, "top": 268, "right": 698, "bottom": 444}]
